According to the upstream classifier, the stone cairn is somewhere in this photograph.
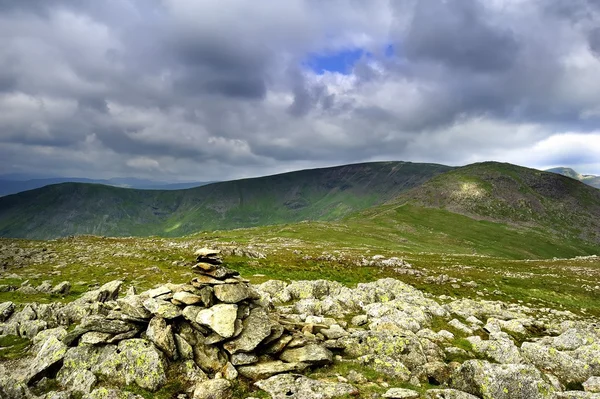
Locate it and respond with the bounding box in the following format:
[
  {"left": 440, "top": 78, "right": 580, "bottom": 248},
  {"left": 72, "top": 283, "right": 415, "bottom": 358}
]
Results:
[{"left": 15, "top": 248, "right": 334, "bottom": 396}]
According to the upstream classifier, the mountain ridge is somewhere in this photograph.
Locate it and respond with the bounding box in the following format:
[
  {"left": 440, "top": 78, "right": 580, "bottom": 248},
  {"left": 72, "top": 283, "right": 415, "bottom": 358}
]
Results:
[{"left": 546, "top": 167, "right": 600, "bottom": 189}]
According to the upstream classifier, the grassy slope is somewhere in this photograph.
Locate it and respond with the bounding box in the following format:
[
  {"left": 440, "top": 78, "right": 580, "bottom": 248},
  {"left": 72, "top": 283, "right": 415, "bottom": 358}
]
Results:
[{"left": 0, "top": 161, "right": 451, "bottom": 239}]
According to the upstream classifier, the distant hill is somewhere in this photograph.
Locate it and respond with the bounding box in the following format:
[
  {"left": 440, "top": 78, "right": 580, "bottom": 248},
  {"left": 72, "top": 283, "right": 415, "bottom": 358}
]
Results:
[
  {"left": 0, "top": 161, "right": 451, "bottom": 239},
  {"left": 378, "top": 162, "right": 600, "bottom": 244},
  {"left": 0, "top": 177, "right": 213, "bottom": 197},
  {"left": 546, "top": 167, "right": 600, "bottom": 189}
]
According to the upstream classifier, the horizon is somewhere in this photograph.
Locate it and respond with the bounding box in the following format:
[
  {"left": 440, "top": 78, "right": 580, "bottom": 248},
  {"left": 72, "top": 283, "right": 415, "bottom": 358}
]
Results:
[{"left": 1, "top": 1, "right": 600, "bottom": 180}]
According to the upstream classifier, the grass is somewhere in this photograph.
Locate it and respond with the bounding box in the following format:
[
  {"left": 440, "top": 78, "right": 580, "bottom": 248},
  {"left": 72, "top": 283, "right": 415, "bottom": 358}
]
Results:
[{"left": 0, "top": 335, "right": 31, "bottom": 361}]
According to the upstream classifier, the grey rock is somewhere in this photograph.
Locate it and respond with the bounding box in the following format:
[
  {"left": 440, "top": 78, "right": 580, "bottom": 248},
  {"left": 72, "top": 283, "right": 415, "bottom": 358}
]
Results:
[
  {"left": 424, "top": 389, "right": 480, "bottom": 399},
  {"left": 214, "top": 284, "right": 250, "bottom": 303},
  {"left": 26, "top": 336, "right": 67, "bottom": 383},
  {"left": 452, "top": 359, "right": 555, "bottom": 399},
  {"left": 142, "top": 298, "right": 182, "bottom": 319},
  {"left": 0, "top": 364, "right": 32, "bottom": 399},
  {"left": 224, "top": 307, "right": 271, "bottom": 354},
  {"left": 554, "top": 393, "right": 600, "bottom": 399},
  {"left": 192, "top": 378, "right": 232, "bottom": 399},
  {"left": 57, "top": 369, "right": 96, "bottom": 395},
  {"left": 321, "top": 324, "right": 348, "bottom": 340},
  {"left": 146, "top": 317, "right": 177, "bottom": 359},
  {"left": 80, "top": 280, "right": 123, "bottom": 303},
  {"left": 279, "top": 344, "right": 333, "bottom": 365},
  {"left": 351, "top": 314, "right": 368, "bottom": 326},
  {"left": 382, "top": 388, "right": 420, "bottom": 398},
  {"left": 117, "top": 295, "right": 153, "bottom": 319},
  {"left": 194, "top": 342, "right": 228, "bottom": 373},
  {"left": 171, "top": 359, "right": 208, "bottom": 387},
  {"left": 196, "top": 304, "right": 238, "bottom": 338},
  {"left": 83, "top": 388, "right": 145, "bottom": 399},
  {"left": 223, "top": 362, "right": 238, "bottom": 380},
  {"left": 174, "top": 334, "right": 194, "bottom": 360},
  {"left": 584, "top": 376, "right": 600, "bottom": 393},
  {"left": 238, "top": 361, "right": 308, "bottom": 380},
  {"left": 172, "top": 291, "right": 204, "bottom": 305},
  {"left": 231, "top": 352, "right": 259, "bottom": 366},
  {"left": 255, "top": 374, "right": 358, "bottom": 399},
  {"left": 80, "top": 331, "right": 114, "bottom": 345},
  {"left": 51, "top": 281, "right": 71, "bottom": 295},
  {"left": 467, "top": 333, "right": 523, "bottom": 364},
  {"left": 19, "top": 319, "right": 48, "bottom": 339},
  {"left": 521, "top": 342, "right": 592, "bottom": 385},
  {"left": 95, "top": 339, "right": 167, "bottom": 391},
  {"left": 572, "top": 344, "right": 600, "bottom": 375},
  {"left": 0, "top": 301, "right": 15, "bottom": 322}
]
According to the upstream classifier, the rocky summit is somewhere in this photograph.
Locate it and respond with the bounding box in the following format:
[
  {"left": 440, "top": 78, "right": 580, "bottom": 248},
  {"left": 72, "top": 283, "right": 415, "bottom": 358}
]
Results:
[{"left": 1, "top": 249, "right": 600, "bottom": 399}]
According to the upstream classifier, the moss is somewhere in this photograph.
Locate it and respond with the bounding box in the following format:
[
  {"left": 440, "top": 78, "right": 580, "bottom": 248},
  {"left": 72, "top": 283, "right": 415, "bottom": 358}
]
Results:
[{"left": 0, "top": 334, "right": 31, "bottom": 361}]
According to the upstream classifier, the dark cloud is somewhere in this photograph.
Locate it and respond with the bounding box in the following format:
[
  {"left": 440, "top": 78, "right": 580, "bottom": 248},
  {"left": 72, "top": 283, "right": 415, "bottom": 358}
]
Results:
[
  {"left": 0, "top": 0, "right": 599, "bottom": 180},
  {"left": 403, "top": 0, "right": 519, "bottom": 72}
]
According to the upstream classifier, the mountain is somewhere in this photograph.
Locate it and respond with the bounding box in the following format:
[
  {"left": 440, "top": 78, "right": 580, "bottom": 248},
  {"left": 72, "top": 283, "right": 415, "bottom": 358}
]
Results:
[
  {"left": 351, "top": 162, "right": 600, "bottom": 252},
  {"left": 0, "top": 161, "right": 451, "bottom": 239},
  {"left": 0, "top": 177, "right": 212, "bottom": 197},
  {"left": 546, "top": 167, "right": 600, "bottom": 189}
]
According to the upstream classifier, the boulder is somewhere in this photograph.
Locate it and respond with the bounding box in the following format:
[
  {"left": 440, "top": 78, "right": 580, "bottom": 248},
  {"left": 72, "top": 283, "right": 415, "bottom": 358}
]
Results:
[
  {"left": 521, "top": 342, "right": 592, "bottom": 385},
  {"left": 83, "top": 388, "right": 145, "bottom": 399},
  {"left": 142, "top": 298, "right": 182, "bottom": 319},
  {"left": 146, "top": 317, "right": 177, "bottom": 359},
  {"left": 196, "top": 304, "right": 238, "bottom": 338},
  {"left": 224, "top": 307, "right": 271, "bottom": 353},
  {"left": 25, "top": 336, "right": 67, "bottom": 383},
  {"left": 255, "top": 374, "right": 358, "bottom": 399},
  {"left": 192, "top": 378, "right": 232, "bottom": 399},
  {"left": 452, "top": 360, "right": 555, "bottom": 399},
  {"left": 424, "top": 389, "right": 480, "bottom": 399},
  {"left": 117, "top": 295, "right": 153, "bottom": 319},
  {"left": 279, "top": 344, "right": 333, "bottom": 365},
  {"left": 238, "top": 361, "right": 309, "bottom": 380},
  {"left": 95, "top": 339, "right": 167, "bottom": 391},
  {"left": 172, "top": 291, "right": 204, "bottom": 305},
  {"left": 0, "top": 301, "right": 15, "bottom": 322},
  {"left": 382, "top": 388, "right": 420, "bottom": 398},
  {"left": 214, "top": 284, "right": 251, "bottom": 303},
  {"left": 584, "top": 376, "right": 600, "bottom": 393},
  {"left": 51, "top": 281, "right": 71, "bottom": 295}
]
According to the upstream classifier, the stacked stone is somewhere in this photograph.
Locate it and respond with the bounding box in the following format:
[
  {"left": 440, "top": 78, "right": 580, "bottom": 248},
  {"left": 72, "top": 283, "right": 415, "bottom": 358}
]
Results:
[{"left": 16, "top": 248, "right": 334, "bottom": 396}]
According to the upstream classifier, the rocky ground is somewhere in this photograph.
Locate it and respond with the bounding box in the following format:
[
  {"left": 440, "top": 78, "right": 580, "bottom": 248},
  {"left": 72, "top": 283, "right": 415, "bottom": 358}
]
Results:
[{"left": 1, "top": 248, "right": 599, "bottom": 399}]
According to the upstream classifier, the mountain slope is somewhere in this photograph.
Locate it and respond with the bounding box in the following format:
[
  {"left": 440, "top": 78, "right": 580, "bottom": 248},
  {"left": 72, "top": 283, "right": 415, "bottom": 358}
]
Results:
[
  {"left": 546, "top": 167, "right": 600, "bottom": 189},
  {"left": 357, "top": 162, "right": 600, "bottom": 246},
  {"left": 0, "top": 161, "right": 451, "bottom": 239},
  {"left": 0, "top": 177, "right": 212, "bottom": 197}
]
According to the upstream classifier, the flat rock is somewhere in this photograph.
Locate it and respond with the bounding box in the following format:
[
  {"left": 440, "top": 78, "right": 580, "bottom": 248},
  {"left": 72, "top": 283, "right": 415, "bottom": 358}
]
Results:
[
  {"left": 424, "top": 389, "right": 480, "bottom": 399},
  {"left": 224, "top": 307, "right": 271, "bottom": 354},
  {"left": 147, "top": 317, "right": 177, "bottom": 359},
  {"left": 196, "top": 304, "right": 238, "bottom": 338},
  {"left": 117, "top": 295, "right": 152, "bottom": 319},
  {"left": 382, "top": 388, "right": 420, "bottom": 398},
  {"left": 214, "top": 284, "right": 250, "bottom": 303},
  {"left": 192, "top": 378, "right": 231, "bottom": 399},
  {"left": 255, "top": 374, "right": 358, "bottom": 399},
  {"left": 231, "top": 352, "right": 259, "bottom": 366},
  {"left": 142, "top": 298, "right": 182, "bottom": 319},
  {"left": 238, "top": 361, "right": 308, "bottom": 380},
  {"left": 26, "top": 336, "right": 67, "bottom": 383},
  {"left": 279, "top": 344, "right": 333, "bottom": 365},
  {"left": 173, "top": 291, "right": 204, "bottom": 305},
  {"left": 195, "top": 248, "right": 221, "bottom": 257}
]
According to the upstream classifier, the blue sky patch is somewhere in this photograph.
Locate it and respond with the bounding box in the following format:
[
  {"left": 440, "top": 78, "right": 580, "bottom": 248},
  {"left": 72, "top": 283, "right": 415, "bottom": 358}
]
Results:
[{"left": 305, "top": 48, "right": 366, "bottom": 74}]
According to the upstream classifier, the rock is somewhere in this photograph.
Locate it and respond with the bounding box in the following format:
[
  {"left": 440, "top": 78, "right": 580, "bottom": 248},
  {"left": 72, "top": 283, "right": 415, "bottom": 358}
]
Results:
[
  {"left": 142, "top": 298, "right": 182, "bottom": 319},
  {"left": 279, "top": 344, "right": 333, "bottom": 365},
  {"left": 224, "top": 307, "right": 271, "bottom": 353},
  {"left": 192, "top": 378, "right": 232, "bottom": 399},
  {"left": 194, "top": 264, "right": 239, "bottom": 279},
  {"left": 117, "top": 295, "right": 153, "bottom": 319},
  {"left": 172, "top": 291, "right": 204, "bottom": 305},
  {"left": 194, "top": 342, "right": 228, "bottom": 373},
  {"left": 51, "top": 281, "right": 71, "bottom": 295},
  {"left": 214, "top": 284, "right": 250, "bottom": 303},
  {"left": 195, "top": 247, "right": 221, "bottom": 258},
  {"left": 146, "top": 317, "right": 177, "bottom": 359},
  {"left": 223, "top": 362, "right": 238, "bottom": 380},
  {"left": 554, "top": 393, "right": 600, "bottom": 399},
  {"left": 57, "top": 369, "right": 96, "bottom": 395},
  {"left": 424, "top": 389, "right": 480, "bottom": 399},
  {"left": 80, "top": 332, "right": 113, "bottom": 345},
  {"left": 238, "top": 361, "right": 308, "bottom": 380},
  {"left": 448, "top": 319, "right": 474, "bottom": 335},
  {"left": 81, "top": 280, "right": 123, "bottom": 303},
  {"left": 143, "top": 286, "right": 172, "bottom": 298},
  {"left": 95, "top": 339, "right": 167, "bottom": 391},
  {"left": 0, "top": 301, "right": 15, "bottom": 322},
  {"left": 572, "top": 344, "right": 600, "bottom": 375},
  {"left": 382, "top": 388, "right": 420, "bottom": 398},
  {"left": 174, "top": 334, "right": 194, "bottom": 360},
  {"left": 83, "top": 388, "right": 145, "bottom": 399},
  {"left": 196, "top": 304, "right": 238, "bottom": 338},
  {"left": 26, "top": 336, "right": 67, "bottom": 383},
  {"left": 33, "top": 327, "right": 68, "bottom": 347},
  {"left": 351, "top": 315, "right": 368, "bottom": 326},
  {"left": 231, "top": 352, "right": 259, "bottom": 366},
  {"left": 584, "top": 377, "right": 600, "bottom": 393},
  {"left": 321, "top": 324, "right": 348, "bottom": 339},
  {"left": 255, "top": 374, "right": 358, "bottom": 399},
  {"left": 171, "top": 359, "right": 208, "bottom": 387},
  {"left": 0, "top": 364, "right": 32, "bottom": 399},
  {"left": 521, "top": 342, "right": 592, "bottom": 385},
  {"left": 19, "top": 319, "right": 48, "bottom": 339},
  {"left": 452, "top": 359, "right": 555, "bottom": 399},
  {"left": 467, "top": 333, "right": 523, "bottom": 364}
]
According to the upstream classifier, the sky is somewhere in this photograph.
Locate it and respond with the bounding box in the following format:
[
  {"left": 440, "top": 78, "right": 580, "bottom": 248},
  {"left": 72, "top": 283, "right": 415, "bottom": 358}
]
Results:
[{"left": 1, "top": 0, "right": 600, "bottom": 182}]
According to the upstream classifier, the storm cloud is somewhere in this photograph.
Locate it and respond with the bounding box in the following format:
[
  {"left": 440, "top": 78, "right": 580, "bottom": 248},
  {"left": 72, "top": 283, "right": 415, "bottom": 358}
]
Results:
[{"left": 0, "top": 0, "right": 599, "bottom": 181}]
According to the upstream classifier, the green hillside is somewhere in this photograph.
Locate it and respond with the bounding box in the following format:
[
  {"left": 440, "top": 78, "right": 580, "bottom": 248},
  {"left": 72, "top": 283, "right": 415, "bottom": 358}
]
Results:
[
  {"left": 546, "top": 167, "right": 600, "bottom": 189},
  {"left": 0, "top": 161, "right": 450, "bottom": 239}
]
